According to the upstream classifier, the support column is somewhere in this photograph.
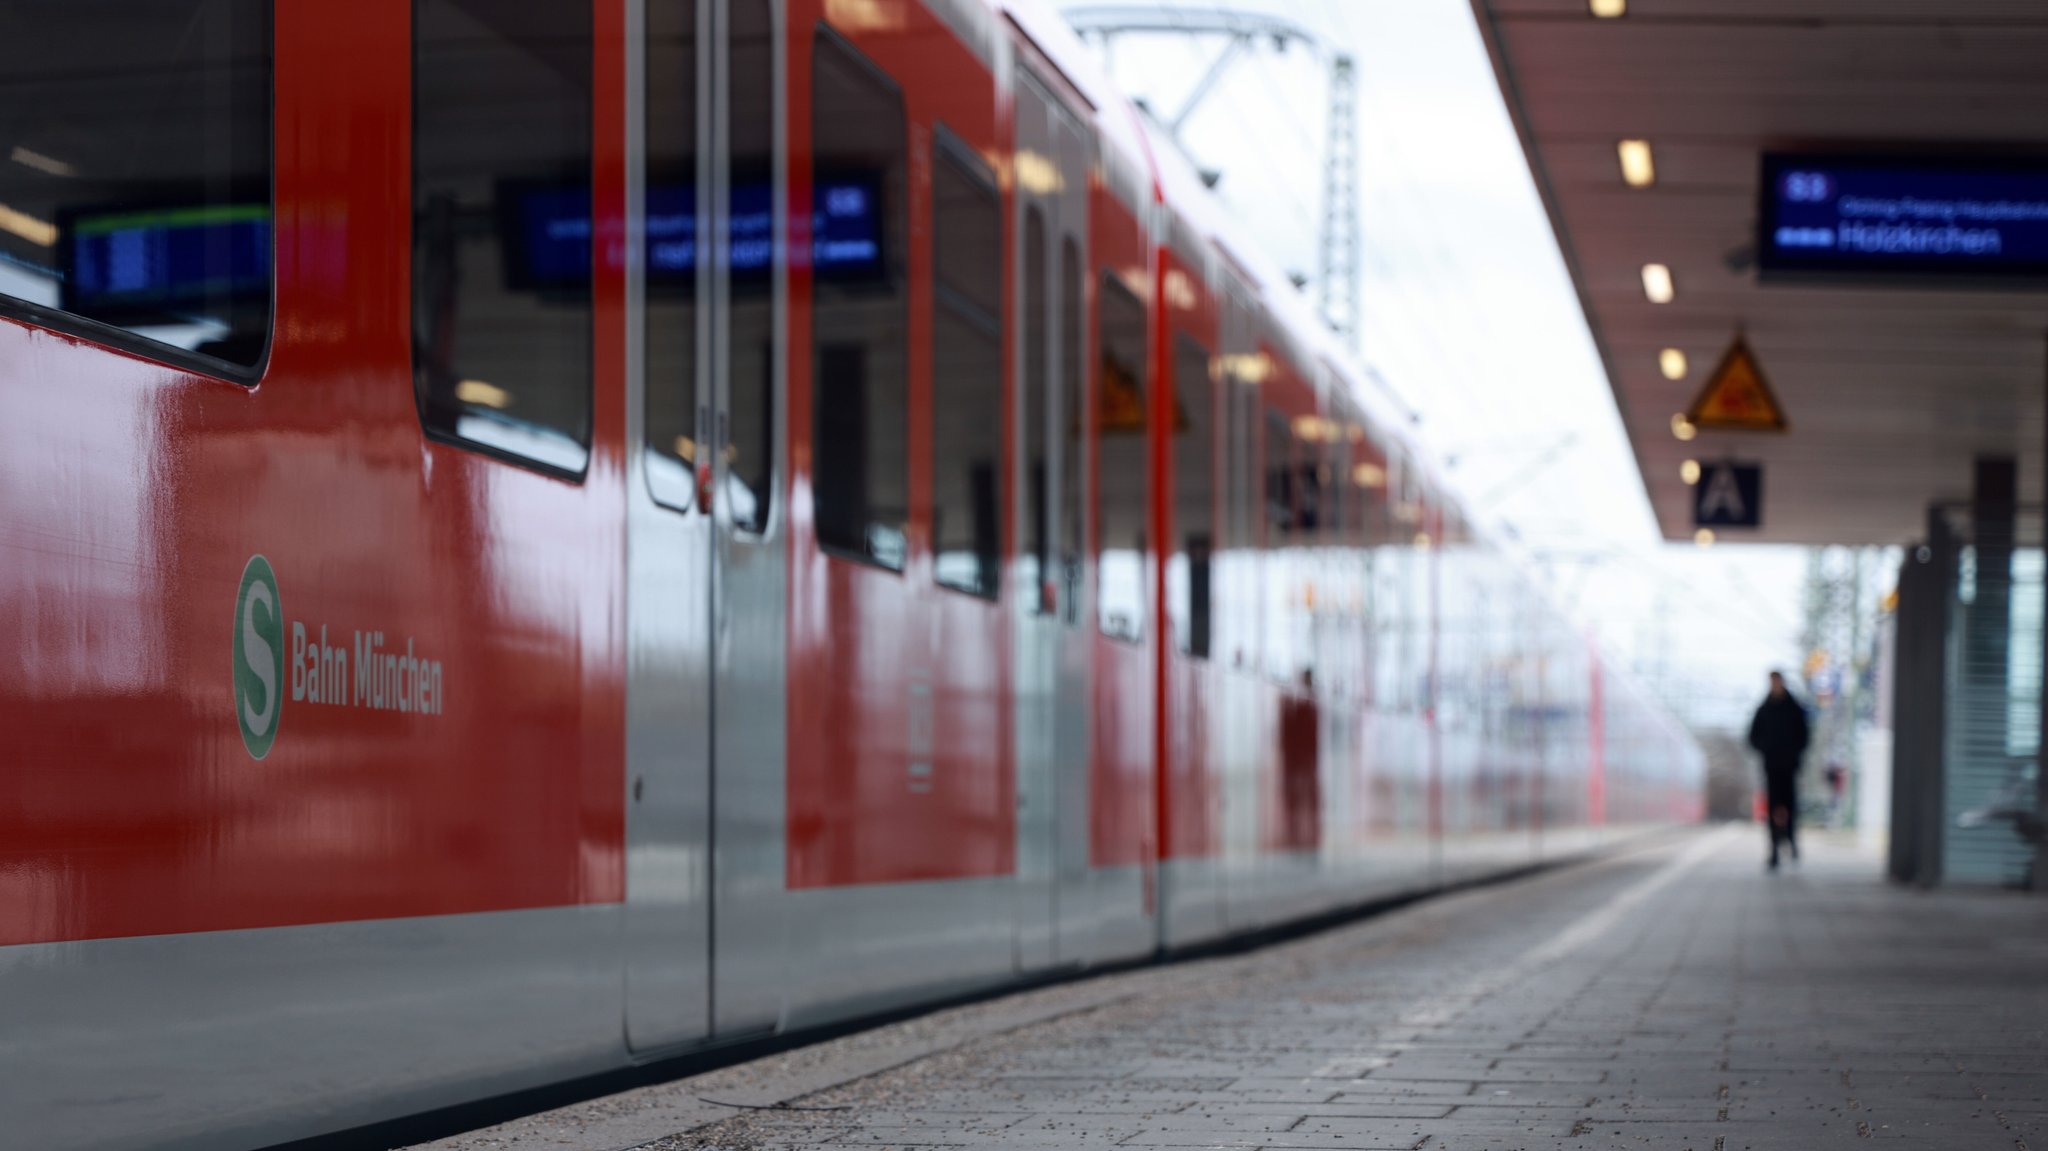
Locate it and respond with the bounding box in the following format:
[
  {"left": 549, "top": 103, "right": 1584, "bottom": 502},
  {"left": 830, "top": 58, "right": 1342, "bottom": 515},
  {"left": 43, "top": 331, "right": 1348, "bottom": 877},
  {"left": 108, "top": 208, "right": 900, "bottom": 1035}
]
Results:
[{"left": 1891, "top": 507, "right": 1953, "bottom": 887}]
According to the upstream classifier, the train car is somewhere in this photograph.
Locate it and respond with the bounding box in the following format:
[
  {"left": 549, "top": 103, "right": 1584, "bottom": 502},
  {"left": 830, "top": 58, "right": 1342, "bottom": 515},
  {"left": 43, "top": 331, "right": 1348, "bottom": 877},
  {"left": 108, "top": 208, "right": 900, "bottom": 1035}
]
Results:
[{"left": 0, "top": 0, "right": 1703, "bottom": 1147}]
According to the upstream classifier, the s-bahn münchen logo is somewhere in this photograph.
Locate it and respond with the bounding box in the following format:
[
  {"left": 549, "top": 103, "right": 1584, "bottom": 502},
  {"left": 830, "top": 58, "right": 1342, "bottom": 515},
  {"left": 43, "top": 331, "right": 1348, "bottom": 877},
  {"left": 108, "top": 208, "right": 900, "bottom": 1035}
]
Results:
[
  {"left": 233, "top": 554, "right": 285, "bottom": 759},
  {"left": 231, "top": 554, "right": 449, "bottom": 758}
]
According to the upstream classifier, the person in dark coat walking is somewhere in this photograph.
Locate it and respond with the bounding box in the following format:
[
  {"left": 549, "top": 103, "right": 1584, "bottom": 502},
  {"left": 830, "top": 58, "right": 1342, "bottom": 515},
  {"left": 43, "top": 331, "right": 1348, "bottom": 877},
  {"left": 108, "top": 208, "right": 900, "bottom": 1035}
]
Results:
[{"left": 1747, "top": 671, "right": 1810, "bottom": 870}]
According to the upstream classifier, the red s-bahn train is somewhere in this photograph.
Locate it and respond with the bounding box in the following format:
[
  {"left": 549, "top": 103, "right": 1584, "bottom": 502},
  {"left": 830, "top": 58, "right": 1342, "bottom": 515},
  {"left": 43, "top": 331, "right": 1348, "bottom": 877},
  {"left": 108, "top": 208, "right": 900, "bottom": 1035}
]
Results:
[{"left": 0, "top": 0, "right": 1701, "bottom": 1146}]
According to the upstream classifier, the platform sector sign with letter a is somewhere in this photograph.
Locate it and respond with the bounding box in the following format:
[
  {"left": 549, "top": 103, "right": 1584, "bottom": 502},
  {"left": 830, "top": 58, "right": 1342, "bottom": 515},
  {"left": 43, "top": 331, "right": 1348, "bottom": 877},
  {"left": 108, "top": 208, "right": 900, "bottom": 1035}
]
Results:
[
  {"left": 1687, "top": 337, "right": 1787, "bottom": 432},
  {"left": 1694, "top": 462, "right": 1762, "bottom": 529}
]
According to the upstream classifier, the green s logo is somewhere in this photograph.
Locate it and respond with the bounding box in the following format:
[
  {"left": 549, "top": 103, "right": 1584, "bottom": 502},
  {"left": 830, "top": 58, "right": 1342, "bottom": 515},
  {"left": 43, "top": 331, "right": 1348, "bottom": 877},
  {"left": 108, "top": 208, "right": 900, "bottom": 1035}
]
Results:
[{"left": 234, "top": 555, "right": 284, "bottom": 759}]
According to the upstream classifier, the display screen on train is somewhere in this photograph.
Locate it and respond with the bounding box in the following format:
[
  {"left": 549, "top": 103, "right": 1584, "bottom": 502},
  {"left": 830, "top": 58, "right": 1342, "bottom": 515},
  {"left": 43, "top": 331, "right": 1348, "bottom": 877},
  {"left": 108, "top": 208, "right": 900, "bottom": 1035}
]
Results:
[
  {"left": 59, "top": 204, "right": 271, "bottom": 320},
  {"left": 506, "top": 174, "right": 885, "bottom": 289},
  {"left": 1759, "top": 154, "right": 2048, "bottom": 280}
]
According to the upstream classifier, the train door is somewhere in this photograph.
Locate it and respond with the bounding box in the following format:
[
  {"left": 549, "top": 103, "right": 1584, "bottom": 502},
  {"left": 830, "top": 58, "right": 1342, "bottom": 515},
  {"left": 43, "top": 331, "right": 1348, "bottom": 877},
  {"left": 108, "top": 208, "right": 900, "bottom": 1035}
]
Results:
[
  {"left": 706, "top": 0, "right": 786, "bottom": 1040},
  {"left": 1012, "top": 65, "right": 1095, "bottom": 971},
  {"left": 1215, "top": 279, "right": 1264, "bottom": 933},
  {"left": 625, "top": 0, "right": 717, "bottom": 1053},
  {"left": 625, "top": 0, "right": 786, "bottom": 1054}
]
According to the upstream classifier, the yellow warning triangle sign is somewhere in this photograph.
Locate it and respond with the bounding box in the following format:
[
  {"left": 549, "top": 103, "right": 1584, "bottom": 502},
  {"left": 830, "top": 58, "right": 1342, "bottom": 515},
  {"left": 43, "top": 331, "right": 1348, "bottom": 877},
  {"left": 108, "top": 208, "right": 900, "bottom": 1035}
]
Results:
[{"left": 1687, "top": 336, "right": 1787, "bottom": 432}]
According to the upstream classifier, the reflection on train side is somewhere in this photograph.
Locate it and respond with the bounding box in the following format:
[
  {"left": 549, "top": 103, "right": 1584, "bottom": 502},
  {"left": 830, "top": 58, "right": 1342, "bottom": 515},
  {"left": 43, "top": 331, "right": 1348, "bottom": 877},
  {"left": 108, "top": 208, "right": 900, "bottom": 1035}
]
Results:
[
  {"left": 505, "top": 177, "right": 887, "bottom": 286},
  {"left": 0, "top": 0, "right": 272, "bottom": 373},
  {"left": 0, "top": 193, "right": 270, "bottom": 365}
]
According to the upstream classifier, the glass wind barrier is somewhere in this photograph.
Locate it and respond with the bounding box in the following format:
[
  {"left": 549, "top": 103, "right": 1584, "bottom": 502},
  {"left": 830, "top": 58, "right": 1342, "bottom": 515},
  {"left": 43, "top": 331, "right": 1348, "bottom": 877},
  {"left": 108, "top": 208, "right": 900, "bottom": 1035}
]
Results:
[{"left": 1942, "top": 505, "right": 2043, "bottom": 887}]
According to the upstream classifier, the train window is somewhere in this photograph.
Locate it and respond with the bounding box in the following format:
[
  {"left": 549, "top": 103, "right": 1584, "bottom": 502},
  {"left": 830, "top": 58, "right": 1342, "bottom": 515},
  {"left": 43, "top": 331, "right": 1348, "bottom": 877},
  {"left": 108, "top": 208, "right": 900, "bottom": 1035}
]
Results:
[
  {"left": 1096, "top": 274, "right": 1148, "bottom": 643},
  {"left": 1264, "top": 408, "right": 1292, "bottom": 545},
  {"left": 930, "top": 136, "right": 1002, "bottom": 601},
  {"left": 1348, "top": 444, "right": 1372, "bottom": 547},
  {"left": 1324, "top": 434, "right": 1345, "bottom": 547},
  {"left": 0, "top": 0, "right": 272, "bottom": 377},
  {"left": 727, "top": 0, "right": 776, "bottom": 532},
  {"left": 1228, "top": 376, "right": 1256, "bottom": 552},
  {"left": 1228, "top": 379, "right": 1260, "bottom": 674},
  {"left": 1169, "top": 335, "right": 1215, "bottom": 659},
  {"left": 811, "top": 29, "right": 909, "bottom": 569},
  {"left": 1357, "top": 434, "right": 1389, "bottom": 548},
  {"left": 1294, "top": 419, "right": 1324, "bottom": 534},
  {"left": 645, "top": 0, "right": 699, "bottom": 510},
  {"left": 1059, "top": 239, "right": 1086, "bottom": 628},
  {"left": 1261, "top": 405, "right": 1294, "bottom": 683},
  {"left": 1021, "top": 207, "right": 1050, "bottom": 613},
  {"left": 414, "top": 0, "right": 595, "bottom": 476}
]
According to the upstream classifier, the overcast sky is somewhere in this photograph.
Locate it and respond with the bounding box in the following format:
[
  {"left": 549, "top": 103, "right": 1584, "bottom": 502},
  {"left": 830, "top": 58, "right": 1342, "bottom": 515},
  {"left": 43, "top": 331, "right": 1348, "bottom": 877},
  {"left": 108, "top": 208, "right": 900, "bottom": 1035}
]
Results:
[{"left": 1058, "top": 0, "right": 1819, "bottom": 730}]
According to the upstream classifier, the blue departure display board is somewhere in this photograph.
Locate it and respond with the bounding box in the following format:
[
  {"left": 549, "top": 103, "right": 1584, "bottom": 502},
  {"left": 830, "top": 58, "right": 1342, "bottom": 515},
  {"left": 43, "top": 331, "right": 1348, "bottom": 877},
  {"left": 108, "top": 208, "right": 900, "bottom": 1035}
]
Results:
[
  {"left": 1759, "top": 154, "right": 2048, "bottom": 281},
  {"left": 61, "top": 204, "right": 271, "bottom": 319},
  {"left": 506, "top": 174, "right": 885, "bottom": 290}
]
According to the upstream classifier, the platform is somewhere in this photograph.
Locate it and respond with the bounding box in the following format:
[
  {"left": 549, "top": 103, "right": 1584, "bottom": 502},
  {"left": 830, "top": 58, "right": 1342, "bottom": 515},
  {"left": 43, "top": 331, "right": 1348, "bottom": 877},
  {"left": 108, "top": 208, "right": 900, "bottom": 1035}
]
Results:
[{"left": 414, "top": 828, "right": 2048, "bottom": 1151}]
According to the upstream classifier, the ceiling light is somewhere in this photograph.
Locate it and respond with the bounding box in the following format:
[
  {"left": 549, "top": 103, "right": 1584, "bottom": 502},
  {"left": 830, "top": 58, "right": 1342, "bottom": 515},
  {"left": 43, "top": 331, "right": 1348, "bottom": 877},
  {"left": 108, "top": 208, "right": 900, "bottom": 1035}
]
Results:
[
  {"left": 1293, "top": 415, "right": 1351, "bottom": 444},
  {"left": 456, "top": 379, "right": 512, "bottom": 409},
  {"left": 1589, "top": 0, "right": 1626, "bottom": 16},
  {"left": 1694, "top": 528, "right": 1715, "bottom": 548},
  {"left": 1670, "top": 413, "right": 1696, "bottom": 442},
  {"left": 824, "top": 0, "right": 906, "bottom": 33},
  {"left": 1617, "top": 140, "right": 1655, "bottom": 188},
  {"left": 1641, "top": 263, "right": 1674, "bottom": 303},
  {"left": 1015, "top": 150, "right": 1064, "bottom": 196},
  {"left": 10, "top": 146, "right": 74, "bottom": 177},
  {"left": 0, "top": 201, "right": 56, "bottom": 247},
  {"left": 1659, "top": 348, "right": 1688, "bottom": 380},
  {"left": 1219, "top": 352, "right": 1272, "bottom": 384},
  {"left": 1680, "top": 459, "right": 1701, "bottom": 485}
]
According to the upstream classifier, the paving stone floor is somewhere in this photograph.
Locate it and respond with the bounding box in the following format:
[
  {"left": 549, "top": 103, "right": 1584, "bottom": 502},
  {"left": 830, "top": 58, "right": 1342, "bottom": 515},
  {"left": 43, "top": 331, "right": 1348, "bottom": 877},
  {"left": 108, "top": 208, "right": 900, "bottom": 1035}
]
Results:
[{"left": 421, "top": 828, "right": 2048, "bottom": 1151}]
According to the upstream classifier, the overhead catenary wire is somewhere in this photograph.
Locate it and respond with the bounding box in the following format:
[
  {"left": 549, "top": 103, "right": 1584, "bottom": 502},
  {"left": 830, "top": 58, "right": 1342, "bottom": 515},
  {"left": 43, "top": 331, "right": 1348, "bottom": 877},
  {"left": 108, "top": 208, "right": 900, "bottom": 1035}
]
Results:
[{"left": 1066, "top": 1, "right": 1349, "bottom": 330}]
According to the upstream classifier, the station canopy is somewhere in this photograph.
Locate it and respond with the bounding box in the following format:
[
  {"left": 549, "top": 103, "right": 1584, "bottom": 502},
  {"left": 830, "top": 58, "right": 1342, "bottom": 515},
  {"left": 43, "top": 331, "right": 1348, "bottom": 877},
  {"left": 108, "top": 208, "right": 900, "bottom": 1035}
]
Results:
[{"left": 1469, "top": 0, "right": 2048, "bottom": 544}]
